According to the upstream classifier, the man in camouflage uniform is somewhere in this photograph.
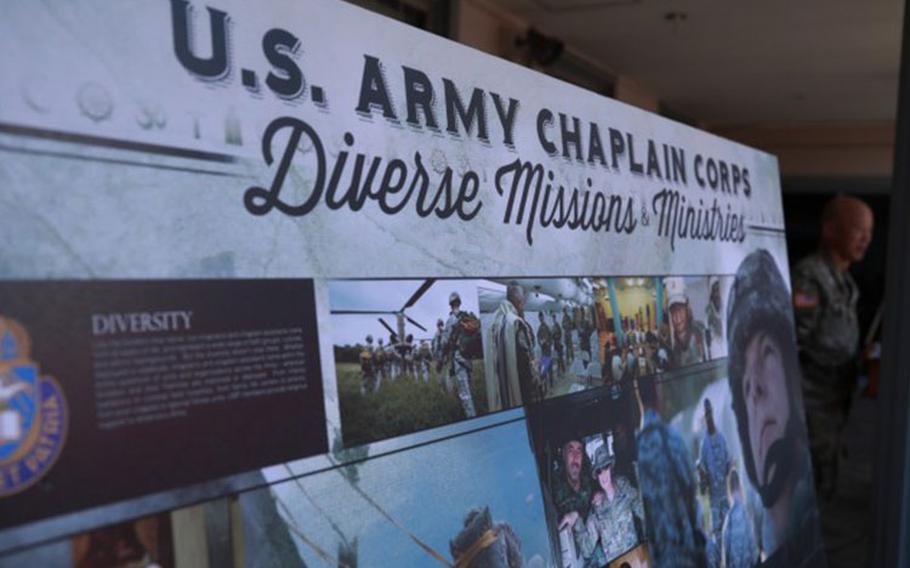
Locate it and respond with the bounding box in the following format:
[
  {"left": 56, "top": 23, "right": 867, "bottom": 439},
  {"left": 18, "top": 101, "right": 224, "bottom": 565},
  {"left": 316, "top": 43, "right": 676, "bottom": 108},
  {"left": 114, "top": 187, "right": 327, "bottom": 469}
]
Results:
[
  {"left": 552, "top": 312, "right": 565, "bottom": 378},
  {"left": 402, "top": 334, "right": 416, "bottom": 378},
  {"left": 721, "top": 469, "right": 759, "bottom": 568},
  {"left": 697, "top": 397, "right": 732, "bottom": 538},
  {"left": 664, "top": 277, "right": 707, "bottom": 369},
  {"left": 432, "top": 318, "right": 449, "bottom": 391},
  {"left": 579, "top": 445, "right": 645, "bottom": 566},
  {"left": 635, "top": 373, "right": 705, "bottom": 567},
  {"left": 537, "top": 312, "right": 553, "bottom": 392},
  {"left": 727, "top": 249, "right": 823, "bottom": 565},
  {"left": 359, "top": 335, "right": 376, "bottom": 395},
  {"left": 553, "top": 439, "right": 594, "bottom": 567},
  {"left": 443, "top": 292, "right": 478, "bottom": 418},
  {"left": 705, "top": 277, "right": 724, "bottom": 346},
  {"left": 563, "top": 307, "right": 575, "bottom": 364},
  {"left": 578, "top": 308, "right": 593, "bottom": 362},
  {"left": 417, "top": 339, "right": 432, "bottom": 383},
  {"left": 388, "top": 333, "right": 400, "bottom": 380},
  {"left": 375, "top": 337, "right": 387, "bottom": 390},
  {"left": 792, "top": 195, "right": 873, "bottom": 500}
]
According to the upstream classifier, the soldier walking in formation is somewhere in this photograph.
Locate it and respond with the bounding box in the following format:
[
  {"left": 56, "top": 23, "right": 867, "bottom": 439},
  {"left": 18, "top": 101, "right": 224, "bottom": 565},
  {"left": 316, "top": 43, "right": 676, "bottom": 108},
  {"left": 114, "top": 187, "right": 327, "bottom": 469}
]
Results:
[
  {"left": 417, "top": 339, "right": 432, "bottom": 383},
  {"left": 562, "top": 307, "right": 575, "bottom": 364},
  {"left": 359, "top": 335, "right": 376, "bottom": 395},
  {"left": 388, "top": 333, "right": 400, "bottom": 380},
  {"left": 537, "top": 312, "right": 553, "bottom": 393},
  {"left": 552, "top": 312, "right": 565, "bottom": 379},
  {"left": 442, "top": 292, "right": 478, "bottom": 418},
  {"left": 401, "top": 334, "right": 414, "bottom": 377},
  {"left": 375, "top": 337, "right": 387, "bottom": 390},
  {"left": 432, "top": 318, "right": 449, "bottom": 391}
]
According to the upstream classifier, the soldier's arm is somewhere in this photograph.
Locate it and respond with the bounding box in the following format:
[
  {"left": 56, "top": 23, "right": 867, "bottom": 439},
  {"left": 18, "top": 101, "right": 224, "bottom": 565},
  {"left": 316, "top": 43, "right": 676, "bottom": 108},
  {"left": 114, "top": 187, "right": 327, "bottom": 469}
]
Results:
[
  {"left": 578, "top": 515, "right": 600, "bottom": 558},
  {"left": 792, "top": 265, "right": 823, "bottom": 345}
]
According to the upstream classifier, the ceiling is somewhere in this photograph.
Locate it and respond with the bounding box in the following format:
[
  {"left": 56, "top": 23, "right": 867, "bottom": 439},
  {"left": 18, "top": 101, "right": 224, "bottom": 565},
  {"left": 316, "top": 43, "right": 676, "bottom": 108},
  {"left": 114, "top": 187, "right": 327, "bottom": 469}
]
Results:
[{"left": 486, "top": 0, "right": 903, "bottom": 125}]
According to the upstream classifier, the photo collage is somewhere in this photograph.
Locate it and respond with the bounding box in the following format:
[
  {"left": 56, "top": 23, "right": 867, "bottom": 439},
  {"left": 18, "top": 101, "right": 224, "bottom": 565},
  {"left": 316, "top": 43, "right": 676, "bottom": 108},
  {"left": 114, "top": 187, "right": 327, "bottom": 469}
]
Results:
[
  {"left": 328, "top": 274, "right": 732, "bottom": 448},
  {"left": 328, "top": 256, "right": 820, "bottom": 567},
  {"left": 2, "top": 254, "right": 820, "bottom": 568}
]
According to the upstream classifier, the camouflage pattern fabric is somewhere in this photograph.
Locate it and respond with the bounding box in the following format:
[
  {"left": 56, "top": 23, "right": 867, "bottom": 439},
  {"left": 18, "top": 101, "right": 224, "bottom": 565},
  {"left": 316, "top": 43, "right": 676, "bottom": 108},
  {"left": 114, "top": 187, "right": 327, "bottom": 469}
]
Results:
[
  {"left": 699, "top": 430, "right": 732, "bottom": 535},
  {"left": 537, "top": 321, "right": 552, "bottom": 357},
  {"left": 444, "top": 310, "right": 477, "bottom": 418},
  {"left": 792, "top": 252, "right": 859, "bottom": 370},
  {"left": 636, "top": 409, "right": 705, "bottom": 568},
  {"left": 792, "top": 252, "right": 861, "bottom": 500},
  {"left": 580, "top": 476, "right": 644, "bottom": 563},
  {"left": 722, "top": 499, "right": 759, "bottom": 568}
]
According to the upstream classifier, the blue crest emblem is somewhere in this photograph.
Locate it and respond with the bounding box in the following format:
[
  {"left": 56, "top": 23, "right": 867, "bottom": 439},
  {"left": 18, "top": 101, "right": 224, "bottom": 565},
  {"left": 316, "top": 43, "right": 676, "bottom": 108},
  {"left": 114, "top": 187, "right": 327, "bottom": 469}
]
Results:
[{"left": 0, "top": 317, "right": 67, "bottom": 497}]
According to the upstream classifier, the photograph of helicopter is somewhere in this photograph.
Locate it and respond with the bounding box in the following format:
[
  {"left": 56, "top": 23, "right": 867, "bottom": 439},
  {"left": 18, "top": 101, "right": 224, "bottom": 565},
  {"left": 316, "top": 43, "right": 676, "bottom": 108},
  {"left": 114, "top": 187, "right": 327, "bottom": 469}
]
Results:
[{"left": 328, "top": 278, "right": 490, "bottom": 448}]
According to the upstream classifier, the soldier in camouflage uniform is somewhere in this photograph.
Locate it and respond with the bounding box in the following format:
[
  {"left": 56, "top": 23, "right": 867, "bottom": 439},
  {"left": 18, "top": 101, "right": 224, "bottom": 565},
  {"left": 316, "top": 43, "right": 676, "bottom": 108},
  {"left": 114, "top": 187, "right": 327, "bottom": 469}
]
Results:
[
  {"left": 537, "top": 313, "right": 553, "bottom": 392},
  {"left": 375, "top": 337, "right": 387, "bottom": 390},
  {"left": 664, "top": 277, "right": 707, "bottom": 369},
  {"left": 563, "top": 308, "right": 575, "bottom": 364},
  {"left": 721, "top": 468, "right": 759, "bottom": 568},
  {"left": 697, "top": 398, "right": 732, "bottom": 538},
  {"left": 432, "top": 318, "right": 449, "bottom": 391},
  {"left": 706, "top": 277, "right": 724, "bottom": 345},
  {"left": 443, "top": 292, "right": 478, "bottom": 418},
  {"left": 578, "top": 307, "right": 593, "bottom": 362},
  {"left": 402, "top": 334, "right": 416, "bottom": 378},
  {"left": 388, "top": 333, "right": 400, "bottom": 380},
  {"left": 727, "top": 249, "right": 823, "bottom": 565},
  {"left": 359, "top": 335, "right": 376, "bottom": 395},
  {"left": 553, "top": 439, "right": 594, "bottom": 567},
  {"left": 552, "top": 313, "right": 565, "bottom": 378},
  {"left": 579, "top": 445, "right": 645, "bottom": 565},
  {"left": 792, "top": 196, "right": 873, "bottom": 500},
  {"left": 417, "top": 339, "right": 432, "bottom": 383},
  {"left": 635, "top": 374, "right": 706, "bottom": 567}
]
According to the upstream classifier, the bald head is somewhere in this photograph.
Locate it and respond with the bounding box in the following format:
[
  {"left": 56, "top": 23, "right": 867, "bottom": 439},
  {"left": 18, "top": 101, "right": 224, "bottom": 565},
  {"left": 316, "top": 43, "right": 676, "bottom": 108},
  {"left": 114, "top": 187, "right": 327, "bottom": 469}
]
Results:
[
  {"left": 821, "top": 195, "right": 873, "bottom": 268},
  {"left": 506, "top": 282, "right": 525, "bottom": 314}
]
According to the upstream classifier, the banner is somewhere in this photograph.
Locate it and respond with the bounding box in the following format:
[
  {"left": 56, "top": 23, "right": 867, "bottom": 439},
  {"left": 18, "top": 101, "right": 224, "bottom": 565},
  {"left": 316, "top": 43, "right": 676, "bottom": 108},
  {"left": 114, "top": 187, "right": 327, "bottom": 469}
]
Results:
[{"left": 0, "top": 1, "right": 823, "bottom": 566}]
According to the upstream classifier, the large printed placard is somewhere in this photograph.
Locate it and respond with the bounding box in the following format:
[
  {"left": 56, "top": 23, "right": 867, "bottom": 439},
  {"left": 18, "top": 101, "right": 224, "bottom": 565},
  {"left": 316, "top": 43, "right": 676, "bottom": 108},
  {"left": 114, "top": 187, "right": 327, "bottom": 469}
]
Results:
[{"left": 0, "top": 1, "right": 823, "bottom": 567}]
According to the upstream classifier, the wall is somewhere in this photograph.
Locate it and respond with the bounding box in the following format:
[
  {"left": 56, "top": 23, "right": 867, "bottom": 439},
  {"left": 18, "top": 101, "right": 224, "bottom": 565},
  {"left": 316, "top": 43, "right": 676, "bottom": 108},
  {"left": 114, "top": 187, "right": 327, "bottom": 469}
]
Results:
[{"left": 712, "top": 122, "right": 895, "bottom": 182}]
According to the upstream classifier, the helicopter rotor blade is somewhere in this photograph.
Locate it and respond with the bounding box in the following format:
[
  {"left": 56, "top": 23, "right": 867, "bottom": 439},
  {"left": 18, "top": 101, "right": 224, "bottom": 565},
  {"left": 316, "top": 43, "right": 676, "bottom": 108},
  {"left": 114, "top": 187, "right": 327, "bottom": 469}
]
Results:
[
  {"left": 405, "top": 315, "right": 428, "bottom": 332},
  {"left": 402, "top": 278, "right": 436, "bottom": 310},
  {"left": 378, "top": 318, "right": 396, "bottom": 335}
]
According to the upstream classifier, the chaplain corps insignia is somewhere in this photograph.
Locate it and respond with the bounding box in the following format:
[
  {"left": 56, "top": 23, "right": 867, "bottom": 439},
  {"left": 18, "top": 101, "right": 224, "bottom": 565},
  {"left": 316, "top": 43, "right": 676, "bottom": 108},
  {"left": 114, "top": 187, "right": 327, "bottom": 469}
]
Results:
[{"left": 0, "top": 316, "right": 67, "bottom": 497}]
